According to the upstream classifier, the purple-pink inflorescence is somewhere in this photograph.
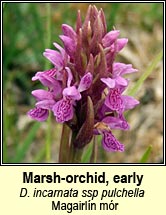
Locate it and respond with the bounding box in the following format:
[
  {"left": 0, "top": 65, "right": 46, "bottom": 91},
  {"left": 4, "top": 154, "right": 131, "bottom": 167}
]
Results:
[{"left": 28, "top": 5, "right": 139, "bottom": 152}]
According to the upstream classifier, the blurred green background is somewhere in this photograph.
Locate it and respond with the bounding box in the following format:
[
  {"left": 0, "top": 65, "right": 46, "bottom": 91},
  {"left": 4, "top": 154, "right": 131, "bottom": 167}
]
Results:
[{"left": 3, "top": 2, "right": 163, "bottom": 163}]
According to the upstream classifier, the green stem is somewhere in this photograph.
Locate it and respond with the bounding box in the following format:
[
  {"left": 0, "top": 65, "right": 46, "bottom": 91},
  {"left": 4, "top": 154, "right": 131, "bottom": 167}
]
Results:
[
  {"left": 90, "top": 136, "right": 97, "bottom": 163},
  {"left": 69, "top": 144, "right": 84, "bottom": 163},
  {"left": 59, "top": 124, "right": 71, "bottom": 163},
  {"left": 69, "top": 132, "right": 84, "bottom": 163}
]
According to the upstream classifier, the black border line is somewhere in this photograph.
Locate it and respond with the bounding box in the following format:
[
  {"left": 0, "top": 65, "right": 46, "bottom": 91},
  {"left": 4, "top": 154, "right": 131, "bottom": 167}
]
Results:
[{"left": 1, "top": 0, "right": 165, "bottom": 166}]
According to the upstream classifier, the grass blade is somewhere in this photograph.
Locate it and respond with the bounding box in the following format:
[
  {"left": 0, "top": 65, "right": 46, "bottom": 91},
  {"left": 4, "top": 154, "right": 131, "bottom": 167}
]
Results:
[
  {"left": 81, "top": 142, "right": 93, "bottom": 163},
  {"left": 12, "top": 122, "right": 40, "bottom": 163},
  {"left": 128, "top": 50, "right": 163, "bottom": 96},
  {"left": 139, "top": 145, "right": 152, "bottom": 163},
  {"left": 33, "top": 146, "right": 45, "bottom": 163},
  {"left": 90, "top": 137, "right": 98, "bottom": 163}
]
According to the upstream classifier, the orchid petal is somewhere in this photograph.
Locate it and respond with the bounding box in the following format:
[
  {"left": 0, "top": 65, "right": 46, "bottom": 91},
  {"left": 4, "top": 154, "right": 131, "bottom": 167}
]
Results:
[
  {"left": 62, "top": 24, "right": 77, "bottom": 40},
  {"left": 102, "top": 116, "right": 129, "bottom": 130},
  {"left": 113, "top": 63, "right": 138, "bottom": 76},
  {"left": 60, "top": 35, "right": 76, "bottom": 58},
  {"left": 43, "top": 49, "right": 63, "bottom": 69},
  {"left": 122, "top": 95, "right": 140, "bottom": 110},
  {"left": 32, "top": 68, "right": 57, "bottom": 81},
  {"left": 27, "top": 107, "right": 48, "bottom": 121},
  {"left": 37, "top": 74, "right": 59, "bottom": 88},
  {"left": 53, "top": 42, "right": 65, "bottom": 56},
  {"left": 35, "top": 100, "right": 55, "bottom": 110},
  {"left": 78, "top": 72, "right": 93, "bottom": 92},
  {"left": 102, "top": 30, "right": 120, "bottom": 47},
  {"left": 116, "top": 38, "right": 128, "bottom": 52},
  {"left": 65, "top": 67, "right": 73, "bottom": 87},
  {"left": 102, "top": 131, "right": 124, "bottom": 152},
  {"left": 32, "top": 89, "right": 54, "bottom": 101},
  {"left": 52, "top": 98, "right": 73, "bottom": 123},
  {"left": 101, "top": 77, "right": 115, "bottom": 88},
  {"left": 115, "top": 76, "right": 128, "bottom": 86},
  {"left": 105, "top": 88, "right": 124, "bottom": 111},
  {"left": 63, "top": 86, "right": 81, "bottom": 100},
  {"left": 53, "top": 42, "right": 69, "bottom": 65}
]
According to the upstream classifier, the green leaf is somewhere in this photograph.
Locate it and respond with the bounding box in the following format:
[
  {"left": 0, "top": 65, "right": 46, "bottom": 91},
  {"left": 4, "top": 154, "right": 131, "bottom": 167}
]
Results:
[
  {"left": 128, "top": 51, "right": 163, "bottom": 96},
  {"left": 139, "top": 145, "right": 152, "bottom": 163},
  {"left": 12, "top": 122, "right": 41, "bottom": 163}
]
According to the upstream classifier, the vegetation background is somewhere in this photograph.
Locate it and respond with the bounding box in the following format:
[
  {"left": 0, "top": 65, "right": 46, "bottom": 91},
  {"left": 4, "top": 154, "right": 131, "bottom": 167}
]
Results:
[{"left": 3, "top": 2, "right": 163, "bottom": 163}]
